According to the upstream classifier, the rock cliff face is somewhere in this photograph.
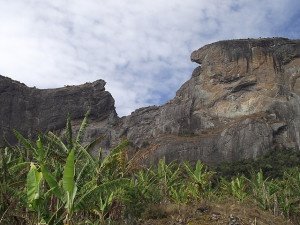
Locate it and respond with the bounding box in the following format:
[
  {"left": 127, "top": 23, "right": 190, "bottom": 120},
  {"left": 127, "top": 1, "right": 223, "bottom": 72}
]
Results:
[
  {"left": 0, "top": 77, "right": 117, "bottom": 145},
  {"left": 110, "top": 37, "right": 300, "bottom": 165},
  {"left": 1, "top": 37, "right": 300, "bottom": 165}
]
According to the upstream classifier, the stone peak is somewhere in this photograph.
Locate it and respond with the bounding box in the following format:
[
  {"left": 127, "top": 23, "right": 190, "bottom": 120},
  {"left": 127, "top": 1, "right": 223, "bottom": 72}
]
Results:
[{"left": 191, "top": 37, "right": 300, "bottom": 68}]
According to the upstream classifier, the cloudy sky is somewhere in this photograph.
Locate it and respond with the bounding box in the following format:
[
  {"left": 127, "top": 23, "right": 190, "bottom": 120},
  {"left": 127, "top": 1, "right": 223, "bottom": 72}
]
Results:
[{"left": 0, "top": 0, "right": 299, "bottom": 116}]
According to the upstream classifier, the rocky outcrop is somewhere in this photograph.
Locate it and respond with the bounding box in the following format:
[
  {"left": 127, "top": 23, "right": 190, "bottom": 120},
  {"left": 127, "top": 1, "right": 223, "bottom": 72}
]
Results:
[
  {"left": 0, "top": 76, "right": 117, "bottom": 145},
  {"left": 109, "top": 38, "right": 300, "bottom": 165},
  {"left": 1, "top": 37, "right": 300, "bottom": 165}
]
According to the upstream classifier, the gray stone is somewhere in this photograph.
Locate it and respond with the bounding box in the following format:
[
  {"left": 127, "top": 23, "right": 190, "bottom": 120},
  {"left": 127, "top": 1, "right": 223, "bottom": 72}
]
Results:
[
  {"left": 0, "top": 76, "right": 117, "bottom": 145},
  {"left": 1, "top": 37, "right": 300, "bottom": 166}
]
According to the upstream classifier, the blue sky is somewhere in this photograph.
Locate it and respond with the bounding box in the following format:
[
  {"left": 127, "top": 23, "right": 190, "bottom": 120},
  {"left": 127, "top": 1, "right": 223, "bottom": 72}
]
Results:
[{"left": 0, "top": 0, "right": 299, "bottom": 116}]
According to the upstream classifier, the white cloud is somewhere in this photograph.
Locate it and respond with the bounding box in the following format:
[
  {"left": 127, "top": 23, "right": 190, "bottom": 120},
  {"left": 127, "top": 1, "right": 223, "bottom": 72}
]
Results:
[{"left": 0, "top": 0, "right": 298, "bottom": 115}]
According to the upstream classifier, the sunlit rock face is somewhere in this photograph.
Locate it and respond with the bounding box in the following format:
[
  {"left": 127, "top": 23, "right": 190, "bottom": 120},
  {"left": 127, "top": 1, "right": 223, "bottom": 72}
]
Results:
[
  {"left": 190, "top": 38, "right": 300, "bottom": 118},
  {"left": 112, "top": 38, "right": 300, "bottom": 165},
  {"left": 1, "top": 38, "right": 300, "bottom": 165}
]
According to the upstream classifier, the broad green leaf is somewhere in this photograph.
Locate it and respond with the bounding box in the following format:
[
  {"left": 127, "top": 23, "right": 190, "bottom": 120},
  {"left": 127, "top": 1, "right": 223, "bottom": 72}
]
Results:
[
  {"left": 14, "top": 130, "right": 33, "bottom": 150},
  {"left": 26, "top": 163, "right": 43, "bottom": 208},
  {"left": 63, "top": 149, "right": 75, "bottom": 195},
  {"left": 36, "top": 136, "right": 45, "bottom": 162},
  {"left": 76, "top": 110, "right": 90, "bottom": 143},
  {"left": 66, "top": 114, "right": 73, "bottom": 150},
  {"left": 14, "top": 130, "right": 38, "bottom": 157},
  {"left": 47, "top": 132, "right": 69, "bottom": 153},
  {"left": 75, "top": 178, "right": 130, "bottom": 209},
  {"left": 76, "top": 144, "right": 95, "bottom": 165},
  {"left": 84, "top": 135, "right": 104, "bottom": 153},
  {"left": 76, "top": 161, "right": 90, "bottom": 183},
  {"left": 9, "top": 161, "right": 30, "bottom": 174},
  {"left": 41, "top": 165, "right": 63, "bottom": 199}
]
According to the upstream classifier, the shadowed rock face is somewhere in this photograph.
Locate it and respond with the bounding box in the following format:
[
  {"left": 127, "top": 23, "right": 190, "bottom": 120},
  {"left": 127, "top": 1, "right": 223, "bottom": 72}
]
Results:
[
  {"left": 1, "top": 37, "right": 300, "bottom": 165},
  {"left": 0, "top": 77, "right": 117, "bottom": 145}
]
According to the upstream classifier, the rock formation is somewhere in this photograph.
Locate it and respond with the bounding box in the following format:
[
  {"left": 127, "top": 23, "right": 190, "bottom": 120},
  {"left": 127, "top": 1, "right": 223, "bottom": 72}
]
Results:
[
  {"left": 110, "top": 37, "right": 300, "bottom": 165},
  {"left": 0, "top": 77, "right": 117, "bottom": 145},
  {"left": 1, "top": 37, "right": 300, "bottom": 165}
]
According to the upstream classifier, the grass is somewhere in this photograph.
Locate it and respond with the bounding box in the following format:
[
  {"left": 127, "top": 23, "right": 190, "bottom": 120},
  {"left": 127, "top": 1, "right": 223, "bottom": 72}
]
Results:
[{"left": 0, "top": 115, "right": 300, "bottom": 224}]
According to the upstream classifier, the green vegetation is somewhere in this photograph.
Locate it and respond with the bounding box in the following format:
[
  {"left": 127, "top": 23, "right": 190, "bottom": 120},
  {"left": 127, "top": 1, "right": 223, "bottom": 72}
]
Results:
[
  {"left": 0, "top": 116, "right": 300, "bottom": 224},
  {"left": 215, "top": 147, "right": 300, "bottom": 178}
]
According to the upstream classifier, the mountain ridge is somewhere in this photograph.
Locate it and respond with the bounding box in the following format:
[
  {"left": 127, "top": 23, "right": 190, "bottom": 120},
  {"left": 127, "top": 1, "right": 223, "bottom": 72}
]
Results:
[{"left": 1, "top": 37, "right": 300, "bottom": 165}]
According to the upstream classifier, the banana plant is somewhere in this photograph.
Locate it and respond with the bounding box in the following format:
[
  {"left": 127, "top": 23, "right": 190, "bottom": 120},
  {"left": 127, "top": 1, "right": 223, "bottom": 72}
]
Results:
[
  {"left": 276, "top": 168, "right": 300, "bottom": 218},
  {"left": 157, "top": 158, "right": 180, "bottom": 199},
  {"left": 249, "top": 170, "right": 277, "bottom": 210},
  {"left": 0, "top": 147, "right": 11, "bottom": 213},
  {"left": 26, "top": 163, "right": 44, "bottom": 223},
  {"left": 93, "top": 192, "right": 114, "bottom": 224},
  {"left": 62, "top": 149, "right": 77, "bottom": 225},
  {"left": 230, "top": 176, "right": 248, "bottom": 202},
  {"left": 0, "top": 146, "right": 29, "bottom": 224},
  {"left": 170, "top": 184, "right": 189, "bottom": 204},
  {"left": 184, "top": 161, "right": 214, "bottom": 197}
]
